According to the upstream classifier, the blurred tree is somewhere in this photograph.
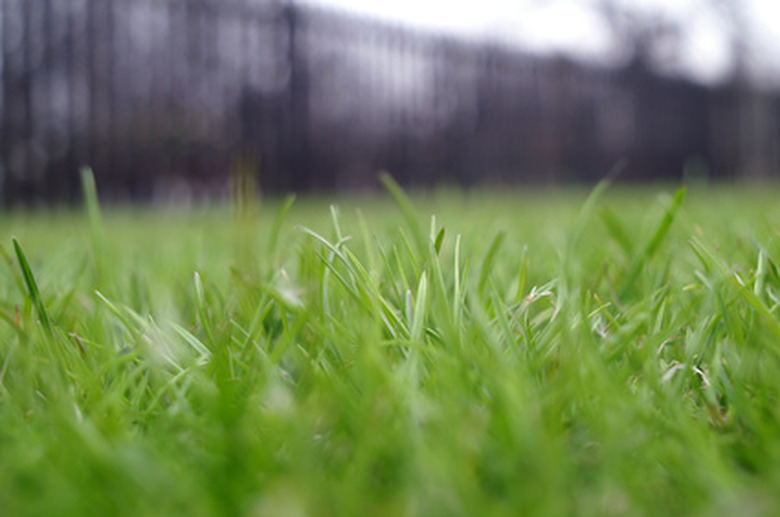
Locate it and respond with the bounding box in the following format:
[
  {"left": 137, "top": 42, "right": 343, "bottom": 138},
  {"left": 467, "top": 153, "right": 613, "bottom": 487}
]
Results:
[
  {"left": 710, "top": 0, "right": 777, "bottom": 180},
  {"left": 595, "top": 0, "right": 685, "bottom": 73},
  {"left": 596, "top": 0, "right": 778, "bottom": 180}
]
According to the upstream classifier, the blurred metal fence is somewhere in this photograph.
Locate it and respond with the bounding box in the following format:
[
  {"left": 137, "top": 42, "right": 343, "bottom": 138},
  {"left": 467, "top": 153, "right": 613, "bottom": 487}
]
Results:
[{"left": 0, "top": 0, "right": 777, "bottom": 205}]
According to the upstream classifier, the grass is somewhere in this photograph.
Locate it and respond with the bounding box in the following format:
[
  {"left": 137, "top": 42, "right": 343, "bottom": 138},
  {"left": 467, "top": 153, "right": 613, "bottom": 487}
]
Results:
[{"left": 2, "top": 176, "right": 780, "bottom": 515}]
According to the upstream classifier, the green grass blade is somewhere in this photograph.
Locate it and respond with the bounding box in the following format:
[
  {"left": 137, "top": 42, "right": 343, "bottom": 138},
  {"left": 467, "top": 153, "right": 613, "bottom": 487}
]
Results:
[
  {"left": 194, "top": 272, "right": 217, "bottom": 348},
  {"left": 410, "top": 272, "right": 428, "bottom": 343},
  {"left": 754, "top": 248, "right": 767, "bottom": 298},
  {"left": 357, "top": 209, "right": 378, "bottom": 274},
  {"left": 513, "top": 245, "right": 529, "bottom": 304},
  {"left": 81, "top": 166, "right": 107, "bottom": 289},
  {"left": 599, "top": 207, "right": 634, "bottom": 256},
  {"left": 690, "top": 238, "right": 780, "bottom": 349},
  {"left": 567, "top": 179, "right": 611, "bottom": 255},
  {"left": 619, "top": 186, "right": 686, "bottom": 298},
  {"left": 453, "top": 234, "right": 462, "bottom": 327},
  {"left": 478, "top": 230, "right": 506, "bottom": 298},
  {"left": 330, "top": 204, "right": 344, "bottom": 242},
  {"left": 0, "top": 243, "right": 27, "bottom": 299},
  {"left": 0, "top": 307, "right": 27, "bottom": 340},
  {"left": 434, "top": 226, "right": 445, "bottom": 256},
  {"left": 562, "top": 179, "right": 611, "bottom": 290},
  {"left": 12, "top": 237, "right": 52, "bottom": 336},
  {"left": 644, "top": 186, "right": 687, "bottom": 258},
  {"left": 380, "top": 172, "right": 427, "bottom": 258},
  {"left": 267, "top": 194, "right": 296, "bottom": 263},
  {"left": 296, "top": 225, "right": 351, "bottom": 269},
  {"left": 171, "top": 322, "right": 212, "bottom": 362}
]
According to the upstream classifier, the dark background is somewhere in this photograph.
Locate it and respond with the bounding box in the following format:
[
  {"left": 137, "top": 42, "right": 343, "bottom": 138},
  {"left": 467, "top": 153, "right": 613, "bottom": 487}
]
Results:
[{"left": 1, "top": 0, "right": 778, "bottom": 206}]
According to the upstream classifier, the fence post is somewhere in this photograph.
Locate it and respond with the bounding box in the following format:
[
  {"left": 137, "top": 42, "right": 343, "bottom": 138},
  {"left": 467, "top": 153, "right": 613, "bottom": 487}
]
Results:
[{"left": 284, "top": 3, "right": 311, "bottom": 191}]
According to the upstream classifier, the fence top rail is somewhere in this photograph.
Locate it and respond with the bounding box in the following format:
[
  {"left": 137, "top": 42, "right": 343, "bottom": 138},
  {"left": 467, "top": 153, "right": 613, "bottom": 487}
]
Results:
[{"left": 114, "top": 0, "right": 286, "bottom": 21}]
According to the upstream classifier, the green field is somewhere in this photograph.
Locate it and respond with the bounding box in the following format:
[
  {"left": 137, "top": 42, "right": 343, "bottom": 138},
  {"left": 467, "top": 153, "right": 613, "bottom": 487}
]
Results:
[{"left": 2, "top": 176, "right": 780, "bottom": 516}]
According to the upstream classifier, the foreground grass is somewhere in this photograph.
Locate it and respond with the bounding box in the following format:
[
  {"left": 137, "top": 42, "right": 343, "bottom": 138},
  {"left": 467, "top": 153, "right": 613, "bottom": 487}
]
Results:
[{"left": 2, "top": 178, "right": 780, "bottom": 515}]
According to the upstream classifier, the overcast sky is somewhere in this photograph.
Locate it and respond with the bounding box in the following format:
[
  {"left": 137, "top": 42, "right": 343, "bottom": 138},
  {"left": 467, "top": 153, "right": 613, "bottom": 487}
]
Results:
[{"left": 306, "top": 0, "right": 780, "bottom": 86}]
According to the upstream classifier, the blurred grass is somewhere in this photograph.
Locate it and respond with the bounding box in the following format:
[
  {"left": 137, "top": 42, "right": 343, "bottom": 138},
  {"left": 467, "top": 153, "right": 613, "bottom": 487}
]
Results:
[{"left": 1, "top": 182, "right": 780, "bottom": 515}]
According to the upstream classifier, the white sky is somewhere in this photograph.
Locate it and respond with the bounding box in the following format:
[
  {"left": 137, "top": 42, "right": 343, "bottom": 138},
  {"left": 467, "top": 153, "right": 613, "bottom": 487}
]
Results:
[{"left": 306, "top": 0, "right": 780, "bottom": 85}]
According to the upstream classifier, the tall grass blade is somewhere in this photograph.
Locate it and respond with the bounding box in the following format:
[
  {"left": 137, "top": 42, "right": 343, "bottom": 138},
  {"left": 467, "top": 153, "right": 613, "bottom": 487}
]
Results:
[
  {"left": 357, "top": 209, "right": 378, "bottom": 274},
  {"left": 171, "top": 322, "right": 212, "bottom": 362},
  {"left": 410, "top": 272, "right": 428, "bottom": 343},
  {"left": 81, "top": 166, "right": 107, "bottom": 288},
  {"left": 561, "top": 179, "right": 611, "bottom": 293},
  {"left": 600, "top": 207, "right": 634, "bottom": 256},
  {"left": 194, "top": 272, "right": 216, "bottom": 347},
  {"left": 478, "top": 230, "right": 506, "bottom": 298},
  {"left": 643, "top": 186, "right": 687, "bottom": 258},
  {"left": 453, "top": 234, "right": 462, "bottom": 326},
  {"left": 567, "top": 180, "right": 611, "bottom": 257},
  {"left": 434, "top": 226, "right": 445, "bottom": 255},
  {"left": 267, "top": 194, "right": 296, "bottom": 263},
  {"left": 619, "top": 187, "right": 686, "bottom": 297},
  {"left": 12, "top": 237, "right": 52, "bottom": 336},
  {"left": 379, "top": 172, "right": 427, "bottom": 257},
  {"left": 514, "top": 245, "right": 529, "bottom": 304},
  {"left": 690, "top": 238, "right": 780, "bottom": 348},
  {"left": 329, "top": 204, "right": 344, "bottom": 242},
  {"left": 0, "top": 307, "right": 26, "bottom": 340},
  {"left": 0, "top": 244, "right": 27, "bottom": 299},
  {"left": 755, "top": 248, "right": 767, "bottom": 298}
]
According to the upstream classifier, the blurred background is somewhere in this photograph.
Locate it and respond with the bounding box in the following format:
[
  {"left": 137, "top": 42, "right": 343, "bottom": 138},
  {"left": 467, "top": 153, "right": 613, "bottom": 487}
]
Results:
[{"left": 0, "top": 0, "right": 778, "bottom": 206}]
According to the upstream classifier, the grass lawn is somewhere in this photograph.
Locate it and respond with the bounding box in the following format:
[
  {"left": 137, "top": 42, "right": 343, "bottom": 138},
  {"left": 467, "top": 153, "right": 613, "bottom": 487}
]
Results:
[{"left": 2, "top": 174, "right": 780, "bottom": 515}]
